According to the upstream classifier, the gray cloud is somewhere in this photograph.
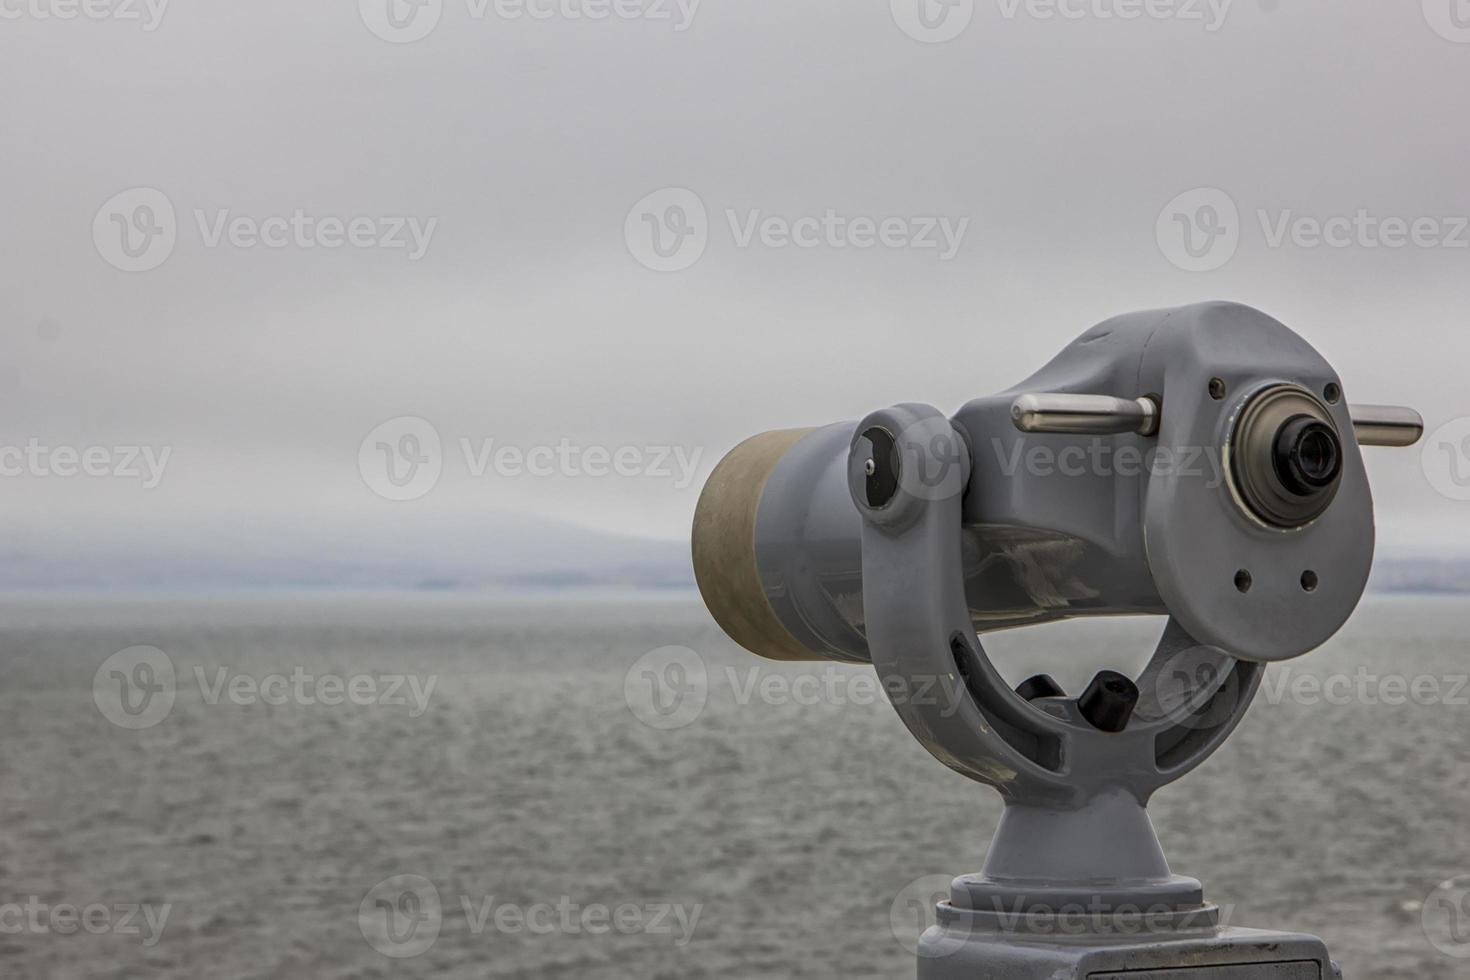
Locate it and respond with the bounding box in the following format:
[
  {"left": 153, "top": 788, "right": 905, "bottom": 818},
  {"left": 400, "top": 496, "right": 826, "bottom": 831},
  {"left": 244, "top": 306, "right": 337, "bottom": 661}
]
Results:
[{"left": 0, "top": 0, "right": 1466, "bottom": 555}]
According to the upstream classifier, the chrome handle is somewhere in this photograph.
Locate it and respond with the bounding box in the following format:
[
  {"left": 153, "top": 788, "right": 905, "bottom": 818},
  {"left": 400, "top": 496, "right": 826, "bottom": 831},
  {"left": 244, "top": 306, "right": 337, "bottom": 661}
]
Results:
[
  {"left": 1011, "top": 392, "right": 1423, "bottom": 450},
  {"left": 1349, "top": 405, "right": 1424, "bottom": 447},
  {"left": 1011, "top": 394, "right": 1160, "bottom": 437}
]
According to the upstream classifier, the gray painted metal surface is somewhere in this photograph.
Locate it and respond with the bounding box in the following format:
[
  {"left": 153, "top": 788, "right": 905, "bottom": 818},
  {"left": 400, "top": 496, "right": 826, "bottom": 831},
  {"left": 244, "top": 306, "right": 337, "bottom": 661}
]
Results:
[
  {"left": 753, "top": 302, "right": 1376, "bottom": 662},
  {"left": 917, "top": 924, "right": 1340, "bottom": 980},
  {"left": 695, "top": 302, "right": 1425, "bottom": 977}
]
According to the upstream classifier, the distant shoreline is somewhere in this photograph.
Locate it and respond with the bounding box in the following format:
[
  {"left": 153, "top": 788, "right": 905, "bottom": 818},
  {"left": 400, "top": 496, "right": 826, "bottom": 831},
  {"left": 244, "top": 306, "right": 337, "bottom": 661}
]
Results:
[{"left": 0, "top": 585, "right": 1459, "bottom": 602}]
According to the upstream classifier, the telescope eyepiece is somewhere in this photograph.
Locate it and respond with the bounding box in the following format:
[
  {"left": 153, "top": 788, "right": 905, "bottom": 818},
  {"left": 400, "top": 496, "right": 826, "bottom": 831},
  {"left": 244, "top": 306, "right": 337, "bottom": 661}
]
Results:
[
  {"left": 1229, "top": 386, "right": 1345, "bottom": 530},
  {"left": 1274, "top": 415, "right": 1343, "bottom": 495}
]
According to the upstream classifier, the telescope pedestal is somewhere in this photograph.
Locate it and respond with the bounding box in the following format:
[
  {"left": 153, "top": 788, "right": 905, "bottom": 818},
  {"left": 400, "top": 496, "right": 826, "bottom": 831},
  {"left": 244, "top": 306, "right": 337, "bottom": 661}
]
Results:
[
  {"left": 916, "top": 794, "right": 1342, "bottom": 979},
  {"left": 917, "top": 920, "right": 1342, "bottom": 980},
  {"left": 833, "top": 404, "right": 1347, "bottom": 980}
]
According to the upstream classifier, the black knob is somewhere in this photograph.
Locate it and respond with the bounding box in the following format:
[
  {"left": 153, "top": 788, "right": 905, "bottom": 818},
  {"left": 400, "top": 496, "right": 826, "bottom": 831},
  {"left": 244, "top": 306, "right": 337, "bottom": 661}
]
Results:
[
  {"left": 1079, "top": 671, "right": 1139, "bottom": 734},
  {"left": 859, "top": 427, "right": 900, "bottom": 509},
  {"left": 1016, "top": 674, "right": 1067, "bottom": 702}
]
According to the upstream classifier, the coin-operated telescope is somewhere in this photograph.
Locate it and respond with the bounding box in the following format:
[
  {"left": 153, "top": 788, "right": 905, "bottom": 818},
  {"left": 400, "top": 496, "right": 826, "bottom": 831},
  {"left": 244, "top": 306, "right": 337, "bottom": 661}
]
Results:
[{"left": 692, "top": 302, "right": 1422, "bottom": 979}]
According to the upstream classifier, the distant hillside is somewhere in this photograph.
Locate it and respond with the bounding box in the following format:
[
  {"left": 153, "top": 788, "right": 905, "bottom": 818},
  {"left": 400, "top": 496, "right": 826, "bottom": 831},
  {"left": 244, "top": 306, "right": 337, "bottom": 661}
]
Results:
[
  {"left": 1368, "top": 558, "right": 1470, "bottom": 596},
  {"left": 0, "top": 513, "right": 1459, "bottom": 595},
  {"left": 0, "top": 513, "right": 695, "bottom": 593}
]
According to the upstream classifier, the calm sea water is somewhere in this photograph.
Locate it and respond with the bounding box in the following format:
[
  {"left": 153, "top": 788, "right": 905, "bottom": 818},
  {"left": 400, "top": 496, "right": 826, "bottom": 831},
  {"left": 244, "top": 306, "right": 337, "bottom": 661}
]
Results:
[{"left": 0, "top": 592, "right": 1465, "bottom": 979}]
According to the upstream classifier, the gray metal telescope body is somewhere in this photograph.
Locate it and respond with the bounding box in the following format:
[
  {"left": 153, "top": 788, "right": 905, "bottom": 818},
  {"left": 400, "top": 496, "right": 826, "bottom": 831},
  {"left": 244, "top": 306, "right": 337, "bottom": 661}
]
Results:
[
  {"left": 754, "top": 301, "right": 1373, "bottom": 666},
  {"left": 698, "top": 302, "right": 1423, "bottom": 978}
]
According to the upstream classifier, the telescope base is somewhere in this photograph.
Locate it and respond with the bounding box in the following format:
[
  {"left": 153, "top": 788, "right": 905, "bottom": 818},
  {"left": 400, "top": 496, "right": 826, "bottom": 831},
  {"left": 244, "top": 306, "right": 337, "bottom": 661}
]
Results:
[{"left": 916, "top": 922, "right": 1342, "bottom": 980}]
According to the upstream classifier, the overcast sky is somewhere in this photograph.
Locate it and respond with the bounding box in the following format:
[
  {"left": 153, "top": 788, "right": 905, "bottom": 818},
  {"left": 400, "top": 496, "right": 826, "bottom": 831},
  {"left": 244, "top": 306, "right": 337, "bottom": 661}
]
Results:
[{"left": 1, "top": 0, "right": 1467, "bottom": 558}]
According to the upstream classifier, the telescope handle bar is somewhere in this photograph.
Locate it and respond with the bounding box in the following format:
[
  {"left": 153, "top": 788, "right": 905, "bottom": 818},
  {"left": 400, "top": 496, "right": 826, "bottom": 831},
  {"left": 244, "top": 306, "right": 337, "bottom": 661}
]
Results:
[{"left": 1011, "top": 392, "right": 1422, "bottom": 447}]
